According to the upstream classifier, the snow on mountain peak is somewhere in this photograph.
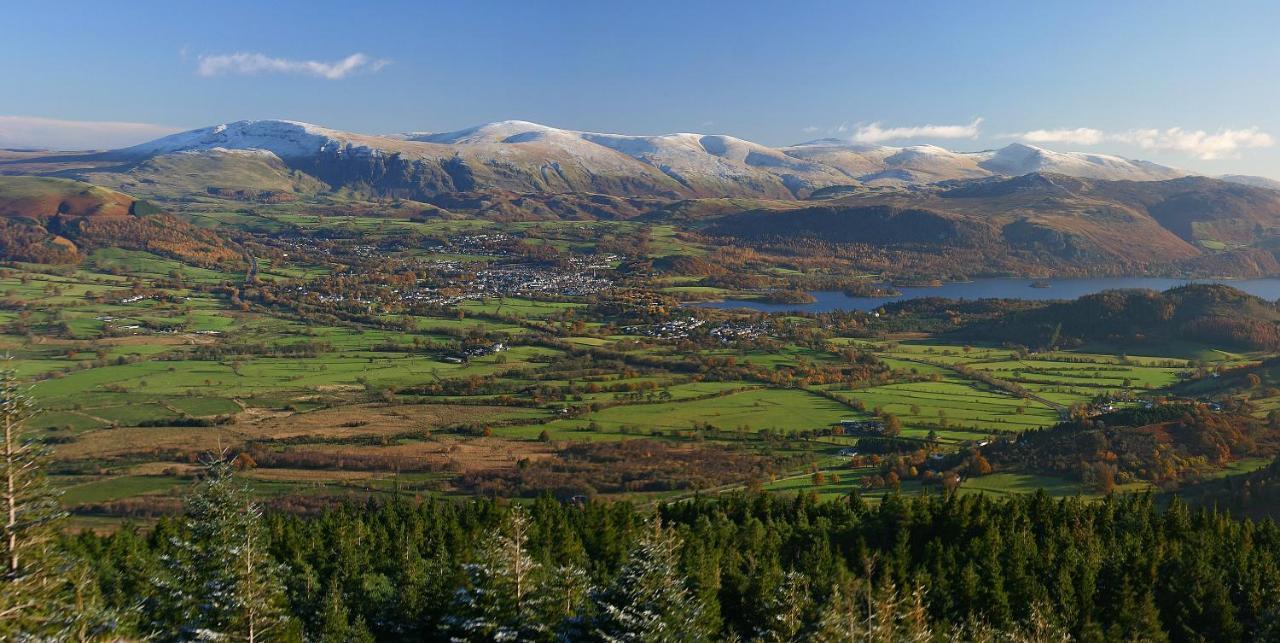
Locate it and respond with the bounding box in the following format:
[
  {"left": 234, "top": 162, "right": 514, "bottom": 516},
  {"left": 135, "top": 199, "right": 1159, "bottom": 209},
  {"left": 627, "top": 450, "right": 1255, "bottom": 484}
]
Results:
[
  {"left": 112, "top": 118, "right": 1192, "bottom": 194},
  {"left": 406, "top": 120, "right": 572, "bottom": 145},
  {"left": 118, "top": 119, "right": 350, "bottom": 158}
]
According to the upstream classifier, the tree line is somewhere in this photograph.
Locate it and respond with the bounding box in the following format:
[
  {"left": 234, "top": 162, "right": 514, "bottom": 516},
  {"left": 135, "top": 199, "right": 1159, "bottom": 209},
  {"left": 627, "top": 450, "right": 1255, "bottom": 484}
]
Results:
[{"left": 4, "top": 366, "right": 1280, "bottom": 640}]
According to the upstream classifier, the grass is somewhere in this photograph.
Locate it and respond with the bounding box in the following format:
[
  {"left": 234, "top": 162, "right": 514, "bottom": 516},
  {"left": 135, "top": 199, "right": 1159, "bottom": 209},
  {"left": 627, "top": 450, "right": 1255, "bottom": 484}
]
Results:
[
  {"left": 0, "top": 221, "right": 1270, "bottom": 514},
  {"left": 60, "top": 475, "right": 183, "bottom": 505},
  {"left": 557, "top": 387, "right": 853, "bottom": 434},
  {"left": 956, "top": 472, "right": 1083, "bottom": 497}
]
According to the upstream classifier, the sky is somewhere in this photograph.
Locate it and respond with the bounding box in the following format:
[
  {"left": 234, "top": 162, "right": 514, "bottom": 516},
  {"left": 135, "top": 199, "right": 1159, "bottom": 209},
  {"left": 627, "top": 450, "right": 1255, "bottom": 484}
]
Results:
[{"left": 2, "top": 0, "right": 1279, "bottom": 177}]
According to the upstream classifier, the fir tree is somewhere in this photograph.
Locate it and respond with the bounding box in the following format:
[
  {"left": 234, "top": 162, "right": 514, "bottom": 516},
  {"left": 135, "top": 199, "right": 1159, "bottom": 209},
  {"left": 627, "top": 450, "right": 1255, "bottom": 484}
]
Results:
[
  {"left": 315, "top": 580, "right": 373, "bottom": 643},
  {"left": 158, "top": 454, "right": 293, "bottom": 642},
  {"left": 810, "top": 580, "right": 932, "bottom": 643},
  {"left": 443, "top": 504, "right": 562, "bottom": 641},
  {"left": 753, "top": 571, "right": 810, "bottom": 643},
  {"left": 592, "top": 519, "right": 711, "bottom": 643},
  {"left": 50, "top": 557, "right": 137, "bottom": 641},
  {"left": 0, "top": 369, "right": 71, "bottom": 637},
  {"left": 548, "top": 563, "right": 593, "bottom": 640}
]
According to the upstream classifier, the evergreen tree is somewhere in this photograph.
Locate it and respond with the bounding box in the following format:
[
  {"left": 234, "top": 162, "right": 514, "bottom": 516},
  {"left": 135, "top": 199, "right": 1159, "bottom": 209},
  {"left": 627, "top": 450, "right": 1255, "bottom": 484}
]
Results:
[
  {"left": 547, "top": 563, "right": 592, "bottom": 640},
  {"left": 157, "top": 455, "right": 293, "bottom": 642},
  {"left": 50, "top": 557, "right": 136, "bottom": 641},
  {"left": 0, "top": 369, "right": 72, "bottom": 637},
  {"left": 315, "top": 580, "right": 373, "bottom": 643},
  {"left": 810, "top": 580, "right": 932, "bottom": 643},
  {"left": 753, "top": 571, "right": 810, "bottom": 643},
  {"left": 442, "top": 505, "right": 564, "bottom": 641},
  {"left": 592, "top": 519, "right": 711, "bottom": 643},
  {"left": 960, "top": 603, "right": 1072, "bottom": 643}
]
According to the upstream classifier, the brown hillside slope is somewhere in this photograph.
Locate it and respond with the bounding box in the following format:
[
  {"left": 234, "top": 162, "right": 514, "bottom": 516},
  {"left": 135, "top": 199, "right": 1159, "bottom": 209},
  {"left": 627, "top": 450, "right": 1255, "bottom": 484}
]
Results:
[{"left": 0, "top": 176, "right": 240, "bottom": 266}]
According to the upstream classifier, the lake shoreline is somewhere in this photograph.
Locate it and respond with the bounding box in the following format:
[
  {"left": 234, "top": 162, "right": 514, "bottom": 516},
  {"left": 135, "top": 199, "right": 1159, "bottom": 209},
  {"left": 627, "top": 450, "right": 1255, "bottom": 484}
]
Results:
[{"left": 691, "top": 277, "right": 1280, "bottom": 313}]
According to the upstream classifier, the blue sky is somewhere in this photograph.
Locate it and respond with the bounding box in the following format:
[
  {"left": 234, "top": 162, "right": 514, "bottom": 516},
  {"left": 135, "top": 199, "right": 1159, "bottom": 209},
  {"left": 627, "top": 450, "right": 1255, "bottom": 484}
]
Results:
[{"left": 2, "top": 0, "right": 1279, "bottom": 176}]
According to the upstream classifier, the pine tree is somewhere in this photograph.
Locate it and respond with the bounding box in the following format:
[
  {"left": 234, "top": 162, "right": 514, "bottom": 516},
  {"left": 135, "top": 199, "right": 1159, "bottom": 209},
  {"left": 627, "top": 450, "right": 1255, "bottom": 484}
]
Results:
[
  {"left": 960, "top": 603, "right": 1073, "bottom": 642},
  {"left": 158, "top": 454, "right": 293, "bottom": 642},
  {"left": 442, "top": 504, "right": 558, "bottom": 641},
  {"left": 592, "top": 519, "right": 711, "bottom": 643},
  {"left": 315, "top": 580, "right": 373, "bottom": 643},
  {"left": 50, "top": 557, "right": 136, "bottom": 641},
  {"left": 0, "top": 368, "right": 71, "bottom": 637},
  {"left": 810, "top": 580, "right": 932, "bottom": 643},
  {"left": 548, "top": 563, "right": 592, "bottom": 640},
  {"left": 754, "top": 571, "right": 810, "bottom": 643}
]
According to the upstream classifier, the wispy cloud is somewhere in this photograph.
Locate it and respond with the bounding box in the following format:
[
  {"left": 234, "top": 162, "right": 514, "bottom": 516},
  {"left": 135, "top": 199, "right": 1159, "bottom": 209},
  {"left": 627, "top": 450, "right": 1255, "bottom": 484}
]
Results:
[
  {"left": 1007, "top": 125, "right": 1274, "bottom": 160},
  {"left": 196, "top": 52, "right": 390, "bottom": 80},
  {"left": 801, "top": 126, "right": 821, "bottom": 134},
  {"left": 0, "top": 115, "right": 183, "bottom": 151},
  {"left": 852, "top": 118, "right": 983, "bottom": 144},
  {"left": 1013, "top": 127, "right": 1106, "bottom": 146},
  {"left": 1116, "top": 127, "right": 1273, "bottom": 160}
]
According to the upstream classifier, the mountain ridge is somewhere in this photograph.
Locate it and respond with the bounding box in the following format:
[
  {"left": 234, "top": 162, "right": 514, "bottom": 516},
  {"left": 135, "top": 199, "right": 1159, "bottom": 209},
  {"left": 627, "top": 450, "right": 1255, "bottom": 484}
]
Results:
[{"left": 84, "top": 119, "right": 1196, "bottom": 200}]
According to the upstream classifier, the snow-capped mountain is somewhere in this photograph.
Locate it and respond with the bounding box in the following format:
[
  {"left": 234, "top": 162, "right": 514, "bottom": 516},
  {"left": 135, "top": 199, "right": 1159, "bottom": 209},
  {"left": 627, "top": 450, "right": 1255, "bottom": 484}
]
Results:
[
  {"left": 1220, "top": 174, "right": 1280, "bottom": 191},
  {"left": 119, "top": 120, "right": 357, "bottom": 158},
  {"left": 109, "top": 119, "right": 1193, "bottom": 200},
  {"left": 973, "top": 142, "right": 1185, "bottom": 181}
]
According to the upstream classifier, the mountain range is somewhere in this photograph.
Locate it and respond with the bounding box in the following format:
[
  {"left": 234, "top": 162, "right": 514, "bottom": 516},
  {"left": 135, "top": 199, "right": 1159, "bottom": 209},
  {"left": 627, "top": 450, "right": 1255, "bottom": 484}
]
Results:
[
  {"left": 6, "top": 119, "right": 1280, "bottom": 278},
  {"left": 5, "top": 119, "right": 1254, "bottom": 202},
  {"left": 701, "top": 172, "right": 1280, "bottom": 275}
]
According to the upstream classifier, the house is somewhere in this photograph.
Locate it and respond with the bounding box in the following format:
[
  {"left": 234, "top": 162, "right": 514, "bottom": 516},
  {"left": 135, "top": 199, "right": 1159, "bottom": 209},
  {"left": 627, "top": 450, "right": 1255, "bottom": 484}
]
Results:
[{"left": 839, "top": 418, "right": 886, "bottom": 434}]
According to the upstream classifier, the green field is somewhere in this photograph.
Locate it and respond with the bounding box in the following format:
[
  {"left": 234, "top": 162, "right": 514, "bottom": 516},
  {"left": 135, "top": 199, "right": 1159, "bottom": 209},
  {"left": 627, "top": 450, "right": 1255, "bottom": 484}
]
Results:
[{"left": 0, "top": 207, "right": 1266, "bottom": 516}]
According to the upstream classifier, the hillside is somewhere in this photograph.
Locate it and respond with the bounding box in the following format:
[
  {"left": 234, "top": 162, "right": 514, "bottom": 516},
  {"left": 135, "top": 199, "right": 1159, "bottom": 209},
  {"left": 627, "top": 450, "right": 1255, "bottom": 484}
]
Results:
[
  {"left": 0, "top": 176, "right": 135, "bottom": 218},
  {"left": 1177, "top": 456, "right": 1280, "bottom": 520},
  {"left": 1222, "top": 174, "right": 1280, "bottom": 191},
  {"left": 983, "top": 404, "right": 1280, "bottom": 490},
  {"left": 953, "top": 284, "right": 1280, "bottom": 350},
  {"left": 1, "top": 119, "right": 1196, "bottom": 202},
  {"left": 0, "top": 176, "right": 239, "bottom": 266},
  {"left": 703, "top": 173, "right": 1280, "bottom": 274}
]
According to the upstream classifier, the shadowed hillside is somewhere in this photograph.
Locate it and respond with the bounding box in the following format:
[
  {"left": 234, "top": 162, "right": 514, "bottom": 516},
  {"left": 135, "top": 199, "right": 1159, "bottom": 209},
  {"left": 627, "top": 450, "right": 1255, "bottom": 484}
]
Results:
[
  {"left": 703, "top": 174, "right": 1280, "bottom": 275},
  {"left": 953, "top": 284, "right": 1280, "bottom": 350}
]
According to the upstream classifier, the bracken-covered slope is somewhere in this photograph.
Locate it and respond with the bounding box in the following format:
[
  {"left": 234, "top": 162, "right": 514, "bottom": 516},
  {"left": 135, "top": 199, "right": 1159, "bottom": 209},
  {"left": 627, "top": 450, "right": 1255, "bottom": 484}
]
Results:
[
  {"left": 0, "top": 176, "right": 240, "bottom": 266},
  {"left": 1, "top": 119, "right": 1197, "bottom": 202}
]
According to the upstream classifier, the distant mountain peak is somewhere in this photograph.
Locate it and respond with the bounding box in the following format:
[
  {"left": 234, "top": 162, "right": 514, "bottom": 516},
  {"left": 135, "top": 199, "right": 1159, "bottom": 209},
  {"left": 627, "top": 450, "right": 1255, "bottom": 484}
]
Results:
[
  {"left": 106, "top": 118, "right": 1193, "bottom": 199},
  {"left": 117, "top": 119, "right": 350, "bottom": 158},
  {"left": 998, "top": 141, "right": 1046, "bottom": 153}
]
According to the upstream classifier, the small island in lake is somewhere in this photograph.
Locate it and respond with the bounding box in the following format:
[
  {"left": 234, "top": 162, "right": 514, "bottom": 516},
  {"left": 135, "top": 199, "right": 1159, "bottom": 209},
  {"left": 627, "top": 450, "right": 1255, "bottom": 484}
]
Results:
[{"left": 1031, "top": 280, "right": 1051, "bottom": 288}]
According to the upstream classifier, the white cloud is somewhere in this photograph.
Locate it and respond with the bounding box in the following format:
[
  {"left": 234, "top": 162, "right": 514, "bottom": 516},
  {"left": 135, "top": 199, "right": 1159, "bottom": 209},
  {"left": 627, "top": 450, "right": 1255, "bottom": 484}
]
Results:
[
  {"left": 801, "top": 126, "right": 820, "bottom": 133},
  {"left": 852, "top": 118, "right": 982, "bottom": 143},
  {"left": 0, "top": 115, "right": 183, "bottom": 151},
  {"left": 1006, "top": 125, "right": 1273, "bottom": 160},
  {"left": 1013, "top": 127, "right": 1105, "bottom": 146},
  {"left": 196, "top": 52, "right": 390, "bottom": 80},
  {"left": 1115, "top": 126, "right": 1273, "bottom": 160}
]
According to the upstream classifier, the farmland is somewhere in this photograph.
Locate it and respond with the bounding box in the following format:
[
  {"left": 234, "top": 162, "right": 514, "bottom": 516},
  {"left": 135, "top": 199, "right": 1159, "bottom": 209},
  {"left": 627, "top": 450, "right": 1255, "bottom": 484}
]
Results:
[{"left": 0, "top": 201, "right": 1274, "bottom": 525}]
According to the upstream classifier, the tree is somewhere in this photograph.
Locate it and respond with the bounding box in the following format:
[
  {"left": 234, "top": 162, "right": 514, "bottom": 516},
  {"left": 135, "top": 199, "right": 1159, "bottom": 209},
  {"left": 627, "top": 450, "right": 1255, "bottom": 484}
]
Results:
[
  {"left": 754, "top": 571, "right": 811, "bottom": 643},
  {"left": 883, "top": 414, "right": 902, "bottom": 437},
  {"left": 315, "top": 580, "right": 373, "bottom": 643},
  {"left": 157, "top": 454, "right": 293, "bottom": 641},
  {"left": 0, "top": 368, "right": 67, "bottom": 636},
  {"left": 442, "top": 505, "right": 569, "bottom": 641},
  {"left": 810, "top": 580, "right": 931, "bottom": 643},
  {"left": 592, "top": 519, "right": 711, "bottom": 642}
]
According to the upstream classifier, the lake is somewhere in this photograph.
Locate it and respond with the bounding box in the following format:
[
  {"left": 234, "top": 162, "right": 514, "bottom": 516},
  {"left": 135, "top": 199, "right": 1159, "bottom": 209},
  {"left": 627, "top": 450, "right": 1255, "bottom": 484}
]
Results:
[{"left": 693, "top": 277, "right": 1280, "bottom": 313}]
